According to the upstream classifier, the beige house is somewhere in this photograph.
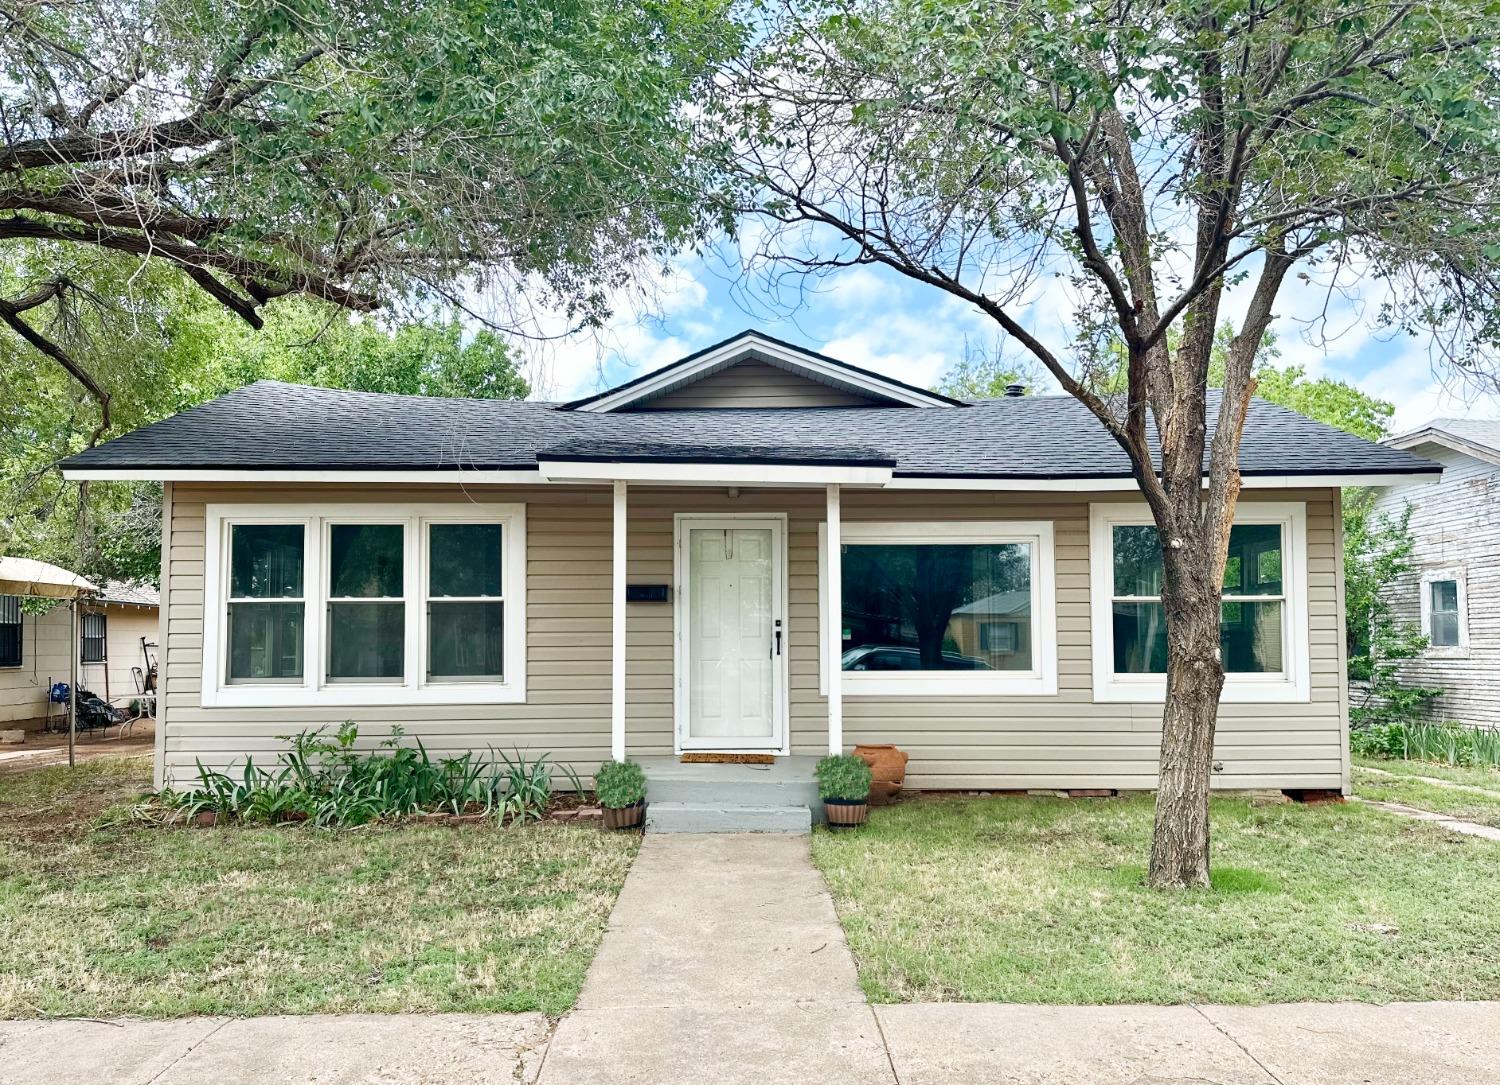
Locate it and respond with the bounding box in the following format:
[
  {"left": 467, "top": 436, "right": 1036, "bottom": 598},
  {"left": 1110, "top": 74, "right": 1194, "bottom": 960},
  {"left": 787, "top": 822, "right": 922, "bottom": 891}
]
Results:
[
  {"left": 61, "top": 331, "right": 1439, "bottom": 799},
  {"left": 1, "top": 581, "right": 159, "bottom": 729}
]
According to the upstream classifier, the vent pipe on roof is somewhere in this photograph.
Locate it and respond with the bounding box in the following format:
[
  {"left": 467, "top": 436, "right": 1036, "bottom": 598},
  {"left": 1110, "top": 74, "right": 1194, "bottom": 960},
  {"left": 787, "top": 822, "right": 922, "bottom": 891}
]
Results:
[{"left": 1004, "top": 383, "right": 1026, "bottom": 397}]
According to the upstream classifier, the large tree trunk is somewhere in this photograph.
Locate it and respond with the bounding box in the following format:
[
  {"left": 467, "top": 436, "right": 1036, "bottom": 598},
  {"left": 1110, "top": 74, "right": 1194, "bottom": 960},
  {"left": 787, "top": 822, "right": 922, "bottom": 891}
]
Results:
[{"left": 1148, "top": 521, "right": 1228, "bottom": 889}]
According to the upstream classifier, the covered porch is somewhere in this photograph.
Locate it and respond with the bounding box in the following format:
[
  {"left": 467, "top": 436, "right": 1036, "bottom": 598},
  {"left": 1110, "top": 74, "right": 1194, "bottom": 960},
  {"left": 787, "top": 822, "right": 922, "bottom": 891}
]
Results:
[{"left": 536, "top": 448, "right": 895, "bottom": 765}]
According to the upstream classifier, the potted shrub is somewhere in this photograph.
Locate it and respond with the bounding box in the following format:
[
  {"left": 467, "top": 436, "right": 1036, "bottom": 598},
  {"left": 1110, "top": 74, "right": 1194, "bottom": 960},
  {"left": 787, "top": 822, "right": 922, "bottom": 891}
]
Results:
[
  {"left": 595, "top": 759, "right": 647, "bottom": 830},
  {"left": 816, "top": 753, "right": 872, "bottom": 828}
]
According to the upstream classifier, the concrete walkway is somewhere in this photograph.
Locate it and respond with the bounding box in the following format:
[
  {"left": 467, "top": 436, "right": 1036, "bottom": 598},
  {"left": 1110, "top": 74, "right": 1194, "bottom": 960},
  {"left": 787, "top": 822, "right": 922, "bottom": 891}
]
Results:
[
  {"left": 1361, "top": 798, "right": 1500, "bottom": 841},
  {"left": 9, "top": 833, "right": 1500, "bottom": 1083},
  {"left": 535, "top": 833, "right": 892, "bottom": 1084}
]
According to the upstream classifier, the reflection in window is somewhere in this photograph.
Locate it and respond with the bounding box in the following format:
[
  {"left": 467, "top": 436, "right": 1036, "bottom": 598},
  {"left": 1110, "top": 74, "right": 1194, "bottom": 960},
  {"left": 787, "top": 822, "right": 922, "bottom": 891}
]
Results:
[
  {"left": 1110, "top": 522, "right": 1285, "bottom": 674},
  {"left": 227, "top": 523, "right": 304, "bottom": 682},
  {"left": 841, "top": 543, "right": 1033, "bottom": 672},
  {"left": 1429, "top": 580, "right": 1461, "bottom": 647},
  {"left": 428, "top": 523, "right": 504, "bottom": 680},
  {"left": 327, "top": 524, "right": 404, "bottom": 680}
]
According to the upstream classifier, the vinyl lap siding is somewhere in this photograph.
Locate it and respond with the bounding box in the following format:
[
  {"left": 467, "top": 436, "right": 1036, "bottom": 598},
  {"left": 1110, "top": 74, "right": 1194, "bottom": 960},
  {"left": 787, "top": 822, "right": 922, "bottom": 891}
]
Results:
[
  {"left": 0, "top": 606, "right": 70, "bottom": 726},
  {"left": 1371, "top": 445, "right": 1500, "bottom": 729},
  {"left": 632, "top": 360, "right": 878, "bottom": 409},
  {"left": 160, "top": 483, "right": 1347, "bottom": 791}
]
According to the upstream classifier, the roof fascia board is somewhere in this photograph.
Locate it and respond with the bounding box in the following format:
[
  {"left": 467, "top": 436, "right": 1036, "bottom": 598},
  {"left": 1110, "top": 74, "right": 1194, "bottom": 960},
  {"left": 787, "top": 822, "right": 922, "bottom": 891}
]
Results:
[
  {"left": 573, "top": 334, "right": 956, "bottom": 412},
  {"left": 1384, "top": 429, "right": 1500, "bottom": 467},
  {"left": 64, "top": 467, "right": 1440, "bottom": 490},
  {"left": 62, "top": 468, "right": 544, "bottom": 483},
  {"left": 537, "top": 459, "right": 894, "bottom": 486}
]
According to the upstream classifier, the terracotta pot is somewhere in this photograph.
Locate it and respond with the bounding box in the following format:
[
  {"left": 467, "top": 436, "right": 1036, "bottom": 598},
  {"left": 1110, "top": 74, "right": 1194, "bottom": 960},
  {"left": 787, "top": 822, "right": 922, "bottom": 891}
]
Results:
[
  {"left": 602, "top": 801, "right": 645, "bottom": 830},
  {"left": 824, "top": 798, "right": 868, "bottom": 828},
  {"left": 854, "top": 743, "right": 908, "bottom": 806}
]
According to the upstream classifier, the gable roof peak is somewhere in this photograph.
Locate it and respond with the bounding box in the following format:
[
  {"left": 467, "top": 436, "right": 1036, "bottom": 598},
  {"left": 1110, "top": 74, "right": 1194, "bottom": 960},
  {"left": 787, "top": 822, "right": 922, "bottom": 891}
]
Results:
[{"left": 561, "top": 328, "right": 969, "bottom": 412}]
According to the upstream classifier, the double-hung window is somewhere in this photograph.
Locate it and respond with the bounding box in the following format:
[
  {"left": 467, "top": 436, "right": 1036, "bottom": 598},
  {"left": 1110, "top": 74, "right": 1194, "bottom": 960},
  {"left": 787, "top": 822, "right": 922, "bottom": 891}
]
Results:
[
  {"left": 0, "top": 596, "right": 21, "bottom": 668},
  {"left": 204, "top": 503, "right": 524, "bottom": 707},
  {"left": 1420, "top": 567, "right": 1467, "bottom": 653},
  {"left": 1089, "top": 502, "right": 1309, "bottom": 703},
  {"left": 820, "top": 520, "right": 1058, "bottom": 696}
]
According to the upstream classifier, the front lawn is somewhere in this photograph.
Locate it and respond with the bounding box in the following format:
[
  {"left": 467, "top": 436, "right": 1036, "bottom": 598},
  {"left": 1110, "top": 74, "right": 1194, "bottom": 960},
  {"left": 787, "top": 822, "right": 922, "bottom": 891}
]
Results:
[
  {"left": 0, "top": 757, "right": 637, "bottom": 1018},
  {"left": 812, "top": 793, "right": 1500, "bottom": 1005},
  {"left": 1354, "top": 760, "right": 1500, "bottom": 828}
]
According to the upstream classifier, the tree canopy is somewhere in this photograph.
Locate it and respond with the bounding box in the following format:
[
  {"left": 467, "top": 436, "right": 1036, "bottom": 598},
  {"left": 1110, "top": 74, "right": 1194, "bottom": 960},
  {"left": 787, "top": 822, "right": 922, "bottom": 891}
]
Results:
[
  {"left": 2, "top": 0, "right": 736, "bottom": 440},
  {"left": 716, "top": 0, "right": 1500, "bottom": 887}
]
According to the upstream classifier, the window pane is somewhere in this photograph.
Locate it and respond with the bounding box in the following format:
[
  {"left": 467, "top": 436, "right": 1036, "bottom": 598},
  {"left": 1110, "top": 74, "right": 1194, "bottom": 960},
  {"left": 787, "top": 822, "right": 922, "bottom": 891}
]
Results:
[
  {"left": 1114, "top": 599, "right": 1284, "bottom": 675},
  {"left": 1224, "top": 523, "right": 1283, "bottom": 595},
  {"left": 328, "top": 602, "right": 405, "bottom": 679},
  {"left": 329, "top": 525, "right": 403, "bottom": 598},
  {"left": 1113, "top": 601, "right": 1167, "bottom": 673},
  {"left": 841, "top": 542, "right": 1032, "bottom": 672},
  {"left": 1432, "top": 611, "right": 1459, "bottom": 647},
  {"left": 1112, "top": 526, "right": 1163, "bottom": 596},
  {"left": 228, "top": 602, "right": 304, "bottom": 680},
  {"left": 429, "top": 601, "right": 503, "bottom": 679},
  {"left": 430, "top": 524, "right": 502, "bottom": 597},
  {"left": 0, "top": 595, "right": 21, "bottom": 668},
  {"left": 1431, "top": 580, "right": 1458, "bottom": 612},
  {"left": 1221, "top": 599, "right": 1283, "bottom": 672},
  {"left": 230, "top": 524, "right": 303, "bottom": 598},
  {"left": 81, "top": 612, "right": 107, "bottom": 664}
]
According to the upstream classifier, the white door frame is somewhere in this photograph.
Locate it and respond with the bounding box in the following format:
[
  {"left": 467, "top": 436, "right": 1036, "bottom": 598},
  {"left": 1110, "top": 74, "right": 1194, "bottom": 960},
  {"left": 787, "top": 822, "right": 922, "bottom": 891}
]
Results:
[{"left": 673, "top": 513, "right": 790, "bottom": 755}]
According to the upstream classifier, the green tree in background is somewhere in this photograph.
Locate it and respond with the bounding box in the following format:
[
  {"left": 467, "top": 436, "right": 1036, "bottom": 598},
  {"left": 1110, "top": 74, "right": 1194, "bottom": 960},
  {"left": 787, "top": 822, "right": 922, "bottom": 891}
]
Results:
[{"left": 2, "top": 0, "right": 734, "bottom": 438}]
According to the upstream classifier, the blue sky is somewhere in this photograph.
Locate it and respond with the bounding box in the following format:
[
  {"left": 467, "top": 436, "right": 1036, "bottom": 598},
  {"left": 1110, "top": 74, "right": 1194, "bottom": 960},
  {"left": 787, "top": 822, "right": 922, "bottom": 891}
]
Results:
[{"left": 523, "top": 237, "right": 1500, "bottom": 433}]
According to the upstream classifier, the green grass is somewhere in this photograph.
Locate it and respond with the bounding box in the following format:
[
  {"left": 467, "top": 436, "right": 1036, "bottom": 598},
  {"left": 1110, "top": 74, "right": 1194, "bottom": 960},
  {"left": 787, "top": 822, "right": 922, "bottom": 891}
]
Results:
[
  {"left": 1353, "top": 763, "right": 1500, "bottom": 829},
  {"left": 811, "top": 793, "right": 1500, "bottom": 1005},
  {"left": 1353, "top": 755, "right": 1500, "bottom": 790},
  {"left": 0, "top": 756, "right": 637, "bottom": 1018}
]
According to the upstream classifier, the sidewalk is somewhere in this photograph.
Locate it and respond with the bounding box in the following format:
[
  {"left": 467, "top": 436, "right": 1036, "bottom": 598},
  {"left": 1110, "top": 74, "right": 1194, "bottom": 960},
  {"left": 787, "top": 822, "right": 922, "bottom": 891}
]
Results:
[{"left": 6, "top": 833, "right": 1500, "bottom": 1083}]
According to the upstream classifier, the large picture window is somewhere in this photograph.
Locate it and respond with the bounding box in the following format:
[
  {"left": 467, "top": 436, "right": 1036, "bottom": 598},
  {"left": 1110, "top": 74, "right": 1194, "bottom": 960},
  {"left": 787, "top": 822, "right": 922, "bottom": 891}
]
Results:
[
  {"left": 821, "top": 521, "right": 1057, "bottom": 696},
  {"left": 0, "top": 595, "right": 21, "bottom": 668},
  {"left": 204, "top": 503, "right": 525, "bottom": 707},
  {"left": 1090, "top": 502, "right": 1309, "bottom": 703}
]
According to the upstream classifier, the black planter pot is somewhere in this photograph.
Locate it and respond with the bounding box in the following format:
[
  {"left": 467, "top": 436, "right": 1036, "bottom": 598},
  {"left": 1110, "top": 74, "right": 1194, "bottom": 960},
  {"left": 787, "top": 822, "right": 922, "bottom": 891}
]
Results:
[
  {"left": 824, "top": 796, "right": 869, "bottom": 827},
  {"left": 602, "top": 800, "right": 646, "bottom": 830}
]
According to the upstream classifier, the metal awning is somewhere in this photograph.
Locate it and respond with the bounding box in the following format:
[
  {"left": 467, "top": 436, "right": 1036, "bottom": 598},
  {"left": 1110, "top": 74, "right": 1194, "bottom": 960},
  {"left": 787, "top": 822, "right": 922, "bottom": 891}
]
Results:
[{"left": 0, "top": 557, "right": 98, "bottom": 599}]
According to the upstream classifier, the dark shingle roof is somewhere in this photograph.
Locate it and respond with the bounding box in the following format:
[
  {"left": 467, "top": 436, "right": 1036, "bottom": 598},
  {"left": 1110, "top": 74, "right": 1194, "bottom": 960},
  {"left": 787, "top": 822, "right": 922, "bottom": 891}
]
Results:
[{"left": 61, "top": 380, "right": 1439, "bottom": 480}]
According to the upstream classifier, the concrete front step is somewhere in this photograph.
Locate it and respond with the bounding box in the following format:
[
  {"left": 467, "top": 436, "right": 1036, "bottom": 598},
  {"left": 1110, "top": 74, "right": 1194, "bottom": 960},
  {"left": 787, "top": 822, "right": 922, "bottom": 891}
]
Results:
[
  {"left": 644, "top": 801, "right": 813, "bottom": 834},
  {"left": 640, "top": 755, "right": 821, "bottom": 805}
]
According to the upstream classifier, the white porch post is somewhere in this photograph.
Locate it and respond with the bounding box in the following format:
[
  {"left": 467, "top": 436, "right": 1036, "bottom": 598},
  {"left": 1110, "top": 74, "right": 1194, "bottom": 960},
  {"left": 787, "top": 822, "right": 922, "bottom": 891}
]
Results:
[
  {"left": 825, "top": 483, "right": 842, "bottom": 754},
  {"left": 611, "top": 479, "right": 628, "bottom": 761}
]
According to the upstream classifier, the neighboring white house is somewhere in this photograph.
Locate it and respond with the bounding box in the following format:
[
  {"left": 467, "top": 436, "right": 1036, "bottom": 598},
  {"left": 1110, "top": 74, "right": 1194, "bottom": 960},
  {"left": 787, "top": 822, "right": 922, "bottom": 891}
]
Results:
[
  {"left": 0, "top": 580, "right": 160, "bottom": 729},
  {"left": 1376, "top": 419, "right": 1500, "bottom": 729},
  {"left": 59, "top": 330, "right": 1441, "bottom": 796}
]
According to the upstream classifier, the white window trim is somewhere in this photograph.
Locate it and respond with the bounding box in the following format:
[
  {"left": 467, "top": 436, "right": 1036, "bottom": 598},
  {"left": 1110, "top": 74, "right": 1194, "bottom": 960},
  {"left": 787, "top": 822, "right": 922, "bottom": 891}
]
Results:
[
  {"left": 1088, "top": 501, "right": 1310, "bottom": 704},
  {"left": 202, "top": 502, "right": 526, "bottom": 708},
  {"left": 817, "top": 520, "right": 1059, "bottom": 697},
  {"left": 1419, "top": 565, "right": 1469, "bottom": 656}
]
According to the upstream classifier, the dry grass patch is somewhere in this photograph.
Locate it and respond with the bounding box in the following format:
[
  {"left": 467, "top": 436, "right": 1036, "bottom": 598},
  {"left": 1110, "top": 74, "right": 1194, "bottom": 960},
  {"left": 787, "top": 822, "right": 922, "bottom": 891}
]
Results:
[
  {"left": 0, "top": 757, "right": 637, "bottom": 1018},
  {"left": 812, "top": 793, "right": 1500, "bottom": 1005}
]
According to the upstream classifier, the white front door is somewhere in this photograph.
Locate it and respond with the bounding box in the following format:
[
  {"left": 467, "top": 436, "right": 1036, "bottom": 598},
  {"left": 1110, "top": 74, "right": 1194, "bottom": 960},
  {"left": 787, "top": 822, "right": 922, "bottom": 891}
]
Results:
[{"left": 676, "top": 515, "right": 787, "bottom": 752}]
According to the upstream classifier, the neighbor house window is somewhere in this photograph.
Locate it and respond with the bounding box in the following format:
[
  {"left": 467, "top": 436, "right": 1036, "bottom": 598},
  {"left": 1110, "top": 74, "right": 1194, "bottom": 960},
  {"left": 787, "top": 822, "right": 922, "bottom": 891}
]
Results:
[
  {"left": 1089, "top": 502, "right": 1309, "bottom": 703},
  {"left": 820, "top": 521, "right": 1058, "bottom": 696},
  {"left": 0, "top": 596, "right": 21, "bottom": 668},
  {"left": 80, "top": 612, "right": 108, "bottom": 664},
  {"left": 204, "top": 503, "right": 525, "bottom": 708},
  {"left": 1420, "top": 568, "right": 1467, "bottom": 652},
  {"left": 226, "top": 523, "right": 305, "bottom": 683}
]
